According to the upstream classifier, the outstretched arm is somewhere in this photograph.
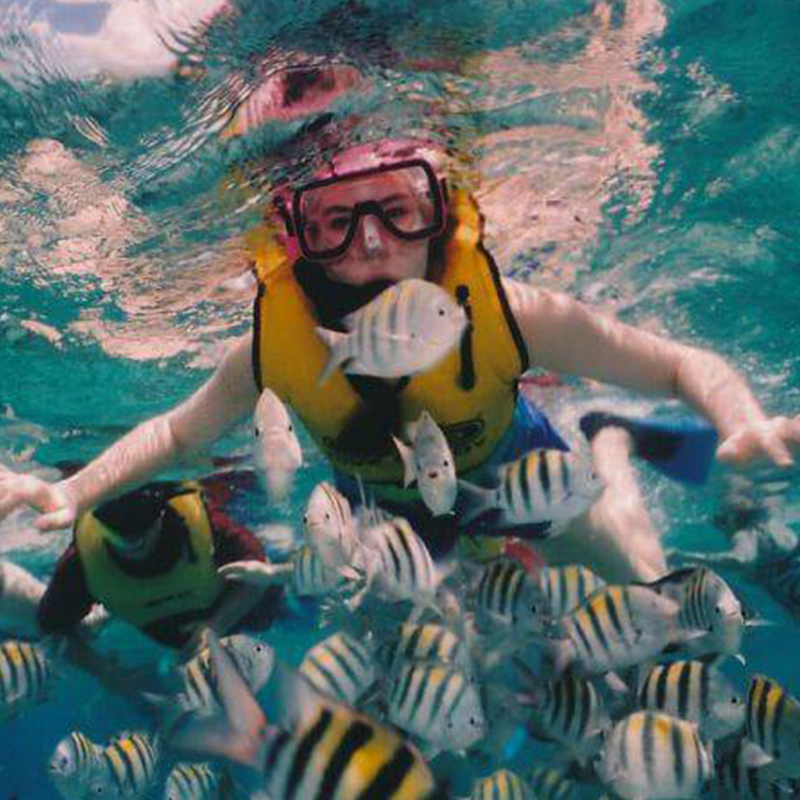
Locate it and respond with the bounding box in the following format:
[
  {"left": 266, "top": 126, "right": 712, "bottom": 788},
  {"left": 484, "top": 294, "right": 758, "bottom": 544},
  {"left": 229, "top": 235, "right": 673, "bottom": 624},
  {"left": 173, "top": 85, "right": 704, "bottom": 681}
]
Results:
[
  {"left": 0, "top": 333, "right": 260, "bottom": 531},
  {"left": 504, "top": 280, "right": 800, "bottom": 467}
]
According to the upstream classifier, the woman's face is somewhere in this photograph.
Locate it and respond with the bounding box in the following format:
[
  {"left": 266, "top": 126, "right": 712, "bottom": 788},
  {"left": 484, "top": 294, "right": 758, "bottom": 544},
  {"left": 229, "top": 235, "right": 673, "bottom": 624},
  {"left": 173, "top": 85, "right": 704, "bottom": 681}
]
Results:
[{"left": 305, "top": 171, "right": 431, "bottom": 286}]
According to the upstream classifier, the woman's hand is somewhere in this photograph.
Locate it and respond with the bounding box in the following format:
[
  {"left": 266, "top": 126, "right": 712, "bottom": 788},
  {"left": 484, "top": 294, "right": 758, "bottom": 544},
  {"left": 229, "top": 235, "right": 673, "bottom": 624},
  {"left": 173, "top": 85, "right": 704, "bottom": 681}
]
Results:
[
  {"left": 716, "top": 414, "right": 800, "bottom": 468},
  {"left": 0, "top": 464, "right": 78, "bottom": 531}
]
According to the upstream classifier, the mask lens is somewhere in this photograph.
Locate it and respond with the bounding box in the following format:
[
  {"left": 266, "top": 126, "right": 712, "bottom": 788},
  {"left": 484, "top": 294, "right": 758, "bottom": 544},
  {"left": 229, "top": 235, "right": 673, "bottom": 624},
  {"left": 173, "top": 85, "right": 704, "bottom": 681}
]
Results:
[{"left": 293, "top": 160, "right": 444, "bottom": 261}]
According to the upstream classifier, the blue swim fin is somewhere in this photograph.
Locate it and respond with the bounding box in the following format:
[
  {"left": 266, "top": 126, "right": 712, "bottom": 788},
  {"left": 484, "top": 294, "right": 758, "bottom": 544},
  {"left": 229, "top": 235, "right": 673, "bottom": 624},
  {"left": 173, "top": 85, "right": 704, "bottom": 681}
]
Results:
[{"left": 579, "top": 411, "right": 718, "bottom": 485}]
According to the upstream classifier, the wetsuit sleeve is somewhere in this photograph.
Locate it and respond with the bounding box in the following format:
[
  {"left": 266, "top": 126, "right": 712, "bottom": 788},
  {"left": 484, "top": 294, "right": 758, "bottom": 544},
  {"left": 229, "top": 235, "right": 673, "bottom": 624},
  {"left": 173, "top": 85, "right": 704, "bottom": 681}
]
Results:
[
  {"left": 209, "top": 506, "right": 267, "bottom": 567},
  {"left": 38, "top": 542, "right": 95, "bottom": 634}
]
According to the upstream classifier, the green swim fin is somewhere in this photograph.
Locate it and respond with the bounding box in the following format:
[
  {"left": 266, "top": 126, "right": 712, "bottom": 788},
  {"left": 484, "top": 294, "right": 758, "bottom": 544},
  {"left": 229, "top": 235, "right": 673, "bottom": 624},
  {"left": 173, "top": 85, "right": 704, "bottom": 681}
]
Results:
[{"left": 579, "top": 411, "right": 718, "bottom": 485}]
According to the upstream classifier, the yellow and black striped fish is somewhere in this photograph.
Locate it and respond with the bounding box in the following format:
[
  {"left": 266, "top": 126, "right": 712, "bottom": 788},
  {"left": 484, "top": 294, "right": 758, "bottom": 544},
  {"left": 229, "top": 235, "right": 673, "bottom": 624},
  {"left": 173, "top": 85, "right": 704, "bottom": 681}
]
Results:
[
  {"left": 596, "top": 711, "right": 714, "bottom": 799},
  {"left": 716, "top": 738, "right": 800, "bottom": 800},
  {"left": 165, "top": 763, "right": 232, "bottom": 800},
  {"left": 469, "top": 769, "right": 534, "bottom": 800},
  {"left": 299, "top": 631, "right": 376, "bottom": 706},
  {"left": 380, "top": 622, "right": 472, "bottom": 675},
  {"left": 525, "top": 671, "right": 609, "bottom": 759},
  {"left": 461, "top": 450, "right": 603, "bottom": 527},
  {"left": 746, "top": 675, "right": 800, "bottom": 771},
  {"left": 48, "top": 730, "right": 103, "bottom": 800},
  {"left": 387, "top": 661, "right": 486, "bottom": 752},
  {"left": 536, "top": 565, "right": 605, "bottom": 619},
  {"left": 99, "top": 731, "right": 160, "bottom": 800},
  {"left": 526, "top": 768, "right": 578, "bottom": 800},
  {"left": 553, "top": 585, "right": 681, "bottom": 675},
  {"left": 637, "top": 658, "right": 745, "bottom": 739},
  {"left": 0, "top": 639, "right": 54, "bottom": 719},
  {"left": 476, "top": 559, "right": 547, "bottom": 633}
]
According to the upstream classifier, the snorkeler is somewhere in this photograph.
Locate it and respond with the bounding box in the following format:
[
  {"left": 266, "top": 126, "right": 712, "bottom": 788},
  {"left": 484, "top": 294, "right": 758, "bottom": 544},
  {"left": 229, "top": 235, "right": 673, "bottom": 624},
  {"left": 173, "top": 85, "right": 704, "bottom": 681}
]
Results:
[
  {"left": 36, "top": 480, "right": 282, "bottom": 693},
  {"left": 1, "top": 138, "right": 798, "bottom": 584}
]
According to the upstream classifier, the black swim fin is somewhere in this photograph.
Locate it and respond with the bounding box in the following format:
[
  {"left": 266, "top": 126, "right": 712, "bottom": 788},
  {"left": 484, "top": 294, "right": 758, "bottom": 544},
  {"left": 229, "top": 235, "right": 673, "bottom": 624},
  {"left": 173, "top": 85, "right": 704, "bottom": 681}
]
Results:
[{"left": 580, "top": 411, "right": 718, "bottom": 485}]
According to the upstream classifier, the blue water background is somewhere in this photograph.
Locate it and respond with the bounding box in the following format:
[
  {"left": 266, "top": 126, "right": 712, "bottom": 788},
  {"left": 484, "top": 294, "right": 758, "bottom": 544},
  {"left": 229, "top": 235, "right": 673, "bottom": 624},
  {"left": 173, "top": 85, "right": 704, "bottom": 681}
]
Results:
[{"left": 1, "top": 0, "right": 800, "bottom": 797}]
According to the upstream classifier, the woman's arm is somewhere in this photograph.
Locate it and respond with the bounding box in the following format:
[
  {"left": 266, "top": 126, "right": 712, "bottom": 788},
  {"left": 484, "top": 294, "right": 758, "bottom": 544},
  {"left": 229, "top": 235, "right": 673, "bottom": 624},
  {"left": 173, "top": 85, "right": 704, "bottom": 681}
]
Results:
[
  {"left": 0, "top": 333, "right": 260, "bottom": 530},
  {"left": 504, "top": 280, "right": 800, "bottom": 466}
]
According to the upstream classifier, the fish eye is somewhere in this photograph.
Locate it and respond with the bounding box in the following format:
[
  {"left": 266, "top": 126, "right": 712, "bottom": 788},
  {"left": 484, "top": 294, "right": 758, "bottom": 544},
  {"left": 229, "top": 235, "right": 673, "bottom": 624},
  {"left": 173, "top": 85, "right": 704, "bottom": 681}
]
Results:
[
  {"left": 254, "top": 426, "right": 261, "bottom": 438},
  {"left": 303, "top": 514, "right": 308, "bottom": 524},
  {"left": 438, "top": 308, "right": 445, "bottom": 316},
  {"left": 325, "top": 512, "right": 331, "bottom": 520},
  {"left": 443, "top": 459, "right": 449, "bottom": 467},
  {"left": 288, "top": 423, "right": 293, "bottom": 432}
]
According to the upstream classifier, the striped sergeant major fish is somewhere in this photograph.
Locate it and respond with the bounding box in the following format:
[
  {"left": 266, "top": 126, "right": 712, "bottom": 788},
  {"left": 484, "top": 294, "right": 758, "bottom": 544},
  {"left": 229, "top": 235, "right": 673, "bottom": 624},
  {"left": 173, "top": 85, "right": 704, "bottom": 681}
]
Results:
[
  {"left": 636, "top": 658, "right": 745, "bottom": 740},
  {"left": 387, "top": 660, "right": 486, "bottom": 754},
  {"left": 526, "top": 768, "right": 579, "bottom": 800},
  {"left": 468, "top": 769, "right": 534, "bottom": 800},
  {"left": 517, "top": 667, "right": 610, "bottom": 764},
  {"left": 647, "top": 567, "right": 745, "bottom": 657},
  {"left": 595, "top": 711, "right": 714, "bottom": 800},
  {"left": 745, "top": 675, "right": 800, "bottom": 776},
  {"left": 49, "top": 731, "right": 103, "bottom": 800},
  {"left": 0, "top": 639, "right": 56, "bottom": 720},
  {"left": 358, "top": 517, "right": 440, "bottom": 607},
  {"left": 97, "top": 731, "right": 160, "bottom": 800},
  {"left": 392, "top": 411, "right": 457, "bottom": 517},
  {"left": 299, "top": 631, "right": 376, "bottom": 706},
  {"left": 316, "top": 278, "right": 468, "bottom": 385},
  {"left": 459, "top": 449, "right": 604, "bottom": 528},
  {"left": 475, "top": 559, "right": 548, "bottom": 633},
  {"left": 303, "top": 481, "right": 361, "bottom": 576},
  {"left": 536, "top": 565, "right": 606, "bottom": 619},
  {"left": 168, "top": 632, "right": 450, "bottom": 800},
  {"left": 715, "top": 738, "right": 800, "bottom": 800},
  {"left": 148, "top": 635, "right": 274, "bottom": 727},
  {"left": 164, "top": 763, "right": 231, "bottom": 800},
  {"left": 379, "top": 622, "right": 472, "bottom": 676},
  {"left": 549, "top": 585, "right": 683, "bottom": 676}
]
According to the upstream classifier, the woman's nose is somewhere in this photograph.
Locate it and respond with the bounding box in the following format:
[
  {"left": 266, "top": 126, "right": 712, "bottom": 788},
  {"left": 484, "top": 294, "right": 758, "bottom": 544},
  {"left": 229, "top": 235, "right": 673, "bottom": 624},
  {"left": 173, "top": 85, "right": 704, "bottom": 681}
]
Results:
[{"left": 359, "top": 215, "right": 386, "bottom": 255}]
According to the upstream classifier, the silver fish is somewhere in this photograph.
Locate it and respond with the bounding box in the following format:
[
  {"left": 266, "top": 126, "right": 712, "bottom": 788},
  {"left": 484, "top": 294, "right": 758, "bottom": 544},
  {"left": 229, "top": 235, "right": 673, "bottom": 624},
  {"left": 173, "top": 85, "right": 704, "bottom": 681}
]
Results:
[
  {"left": 95, "top": 731, "right": 160, "bottom": 800},
  {"left": 387, "top": 660, "right": 486, "bottom": 753},
  {"left": 0, "top": 639, "right": 55, "bottom": 720},
  {"left": 550, "top": 585, "right": 683, "bottom": 676},
  {"left": 595, "top": 711, "right": 714, "bottom": 800},
  {"left": 523, "top": 671, "right": 610, "bottom": 762},
  {"left": 168, "top": 634, "right": 446, "bottom": 800},
  {"left": 469, "top": 769, "right": 534, "bottom": 800},
  {"left": 49, "top": 731, "right": 103, "bottom": 800},
  {"left": 316, "top": 278, "right": 468, "bottom": 384},
  {"left": 745, "top": 675, "right": 800, "bottom": 777},
  {"left": 536, "top": 564, "right": 606, "bottom": 619},
  {"left": 636, "top": 658, "right": 745, "bottom": 740},
  {"left": 715, "top": 738, "right": 800, "bottom": 800},
  {"left": 648, "top": 567, "right": 745, "bottom": 656},
  {"left": 163, "top": 763, "right": 229, "bottom": 800},
  {"left": 475, "top": 558, "right": 548, "bottom": 634},
  {"left": 299, "top": 631, "right": 376, "bottom": 706},
  {"left": 303, "top": 481, "right": 359, "bottom": 574},
  {"left": 460, "top": 450, "right": 604, "bottom": 528},
  {"left": 526, "top": 768, "right": 579, "bottom": 800},
  {"left": 359, "top": 517, "right": 440, "bottom": 606},
  {"left": 380, "top": 622, "right": 472, "bottom": 676},
  {"left": 253, "top": 388, "right": 303, "bottom": 501},
  {"left": 393, "top": 411, "right": 457, "bottom": 517}
]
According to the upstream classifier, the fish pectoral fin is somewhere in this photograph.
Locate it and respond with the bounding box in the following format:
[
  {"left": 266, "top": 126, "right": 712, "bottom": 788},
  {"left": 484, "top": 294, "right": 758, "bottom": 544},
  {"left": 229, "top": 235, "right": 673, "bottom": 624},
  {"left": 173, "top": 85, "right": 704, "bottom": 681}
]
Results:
[
  {"left": 392, "top": 435, "right": 417, "bottom": 488},
  {"left": 739, "top": 740, "right": 775, "bottom": 768}
]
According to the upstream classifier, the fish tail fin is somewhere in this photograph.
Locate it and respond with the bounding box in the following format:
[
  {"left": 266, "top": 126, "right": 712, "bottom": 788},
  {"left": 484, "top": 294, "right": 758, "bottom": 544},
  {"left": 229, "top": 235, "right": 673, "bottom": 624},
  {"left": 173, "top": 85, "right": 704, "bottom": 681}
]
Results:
[
  {"left": 315, "top": 327, "right": 348, "bottom": 385},
  {"left": 457, "top": 479, "right": 498, "bottom": 526},
  {"left": 391, "top": 435, "right": 417, "bottom": 488},
  {"left": 580, "top": 411, "right": 718, "bottom": 485},
  {"left": 167, "top": 632, "right": 267, "bottom": 768}
]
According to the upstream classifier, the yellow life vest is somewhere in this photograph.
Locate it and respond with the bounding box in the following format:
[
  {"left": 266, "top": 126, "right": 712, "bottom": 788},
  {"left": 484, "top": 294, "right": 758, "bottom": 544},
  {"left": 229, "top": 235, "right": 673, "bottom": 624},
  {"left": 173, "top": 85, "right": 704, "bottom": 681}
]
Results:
[
  {"left": 252, "top": 187, "right": 529, "bottom": 493},
  {"left": 75, "top": 487, "right": 224, "bottom": 635}
]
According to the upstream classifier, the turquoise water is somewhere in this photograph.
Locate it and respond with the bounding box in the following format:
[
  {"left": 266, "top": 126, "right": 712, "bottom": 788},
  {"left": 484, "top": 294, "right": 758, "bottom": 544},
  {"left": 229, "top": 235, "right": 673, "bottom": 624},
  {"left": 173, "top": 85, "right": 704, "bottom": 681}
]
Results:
[{"left": 1, "top": 0, "right": 800, "bottom": 797}]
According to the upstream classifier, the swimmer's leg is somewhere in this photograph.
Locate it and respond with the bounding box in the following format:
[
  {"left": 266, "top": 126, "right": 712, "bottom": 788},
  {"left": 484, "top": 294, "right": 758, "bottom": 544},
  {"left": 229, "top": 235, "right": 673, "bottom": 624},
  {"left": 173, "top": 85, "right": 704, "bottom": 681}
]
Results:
[{"left": 536, "top": 426, "right": 667, "bottom": 584}]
